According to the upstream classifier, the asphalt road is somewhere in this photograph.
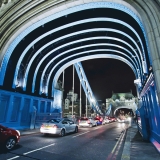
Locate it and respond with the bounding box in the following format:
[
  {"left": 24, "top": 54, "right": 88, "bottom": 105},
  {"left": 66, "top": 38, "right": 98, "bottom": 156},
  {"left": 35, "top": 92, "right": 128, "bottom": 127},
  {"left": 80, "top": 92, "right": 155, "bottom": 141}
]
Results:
[{"left": 0, "top": 122, "right": 129, "bottom": 160}]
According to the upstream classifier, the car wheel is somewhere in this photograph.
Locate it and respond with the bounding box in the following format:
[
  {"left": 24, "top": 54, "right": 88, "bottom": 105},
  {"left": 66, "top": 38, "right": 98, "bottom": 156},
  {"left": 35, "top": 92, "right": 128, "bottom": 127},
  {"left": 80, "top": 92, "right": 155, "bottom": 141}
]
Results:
[
  {"left": 43, "top": 133, "right": 49, "bottom": 136},
  {"left": 74, "top": 126, "right": 78, "bottom": 133},
  {"left": 5, "top": 137, "right": 16, "bottom": 150},
  {"left": 60, "top": 129, "right": 65, "bottom": 137}
]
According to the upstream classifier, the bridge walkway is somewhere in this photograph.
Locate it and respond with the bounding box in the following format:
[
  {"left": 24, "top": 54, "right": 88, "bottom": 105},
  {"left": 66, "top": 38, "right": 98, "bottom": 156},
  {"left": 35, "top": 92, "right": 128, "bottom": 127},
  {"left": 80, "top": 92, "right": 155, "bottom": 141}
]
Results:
[{"left": 121, "top": 122, "right": 160, "bottom": 160}]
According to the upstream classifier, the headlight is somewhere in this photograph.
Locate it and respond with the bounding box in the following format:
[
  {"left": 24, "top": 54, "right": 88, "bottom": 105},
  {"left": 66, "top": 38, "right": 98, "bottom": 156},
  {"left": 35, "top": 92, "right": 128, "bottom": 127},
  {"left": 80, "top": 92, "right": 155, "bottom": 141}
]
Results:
[{"left": 16, "top": 130, "right": 20, "bottom": 136}]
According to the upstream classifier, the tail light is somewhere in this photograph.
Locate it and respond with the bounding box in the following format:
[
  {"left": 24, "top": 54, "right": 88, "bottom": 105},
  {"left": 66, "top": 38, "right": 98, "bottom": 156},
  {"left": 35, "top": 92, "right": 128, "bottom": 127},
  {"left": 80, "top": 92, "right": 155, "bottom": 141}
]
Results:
[
  {"left": 79, "top": 120, "right": 81, "bottom": 123},
  {"left": 87, "top": 120, "right": 90, "bottom": 123},
  {"left": 53, "top": 125, "right": 58, "bottom": 128},
  {"left": 41, "top": 124, "right": 44, "bottom": 128}
]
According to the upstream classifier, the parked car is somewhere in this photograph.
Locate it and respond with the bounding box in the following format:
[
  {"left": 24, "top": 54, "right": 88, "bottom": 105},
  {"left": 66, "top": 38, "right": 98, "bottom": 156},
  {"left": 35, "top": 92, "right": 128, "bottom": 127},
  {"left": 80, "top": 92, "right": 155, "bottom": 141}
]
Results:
[
  {"left": 94, "top": 117, "right": 103, "bottom": 125},
  {"left": 0, "top": 124, "right": 20, "bottom": 150},
  {"left": 79, "top": 117, "right": 97, "bottom": 127},
  {"left": 40, "top": 118, "right": 78, "bottom": 137}
]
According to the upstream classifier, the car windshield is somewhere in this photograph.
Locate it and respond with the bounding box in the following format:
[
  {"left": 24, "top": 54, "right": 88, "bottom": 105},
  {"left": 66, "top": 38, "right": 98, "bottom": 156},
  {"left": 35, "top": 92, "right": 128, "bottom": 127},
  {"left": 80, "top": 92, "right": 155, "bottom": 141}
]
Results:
[{"left": 47, "top": 119, "right": 61, "bottom": 123}]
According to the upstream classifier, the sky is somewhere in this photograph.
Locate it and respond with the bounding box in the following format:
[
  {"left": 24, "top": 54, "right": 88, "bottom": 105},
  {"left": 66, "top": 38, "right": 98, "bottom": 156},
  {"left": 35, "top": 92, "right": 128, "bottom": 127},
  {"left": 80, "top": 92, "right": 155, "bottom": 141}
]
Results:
[{"left": 59, "top": 58, "right": 137, "bottom": 107}]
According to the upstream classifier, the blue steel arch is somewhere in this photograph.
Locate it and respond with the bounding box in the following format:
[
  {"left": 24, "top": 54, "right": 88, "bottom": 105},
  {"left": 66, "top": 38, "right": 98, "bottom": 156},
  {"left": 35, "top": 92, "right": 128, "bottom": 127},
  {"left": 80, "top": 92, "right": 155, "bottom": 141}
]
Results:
[
  {"left": 44, "top": 48, "right": 139, "bottom": 96},
  {"left": 12, "top": 17, "right": 145, "bottom": 89},
  {"left": 21, "top": 28, "right": 143, "bottom": 92},
  {"left": 39, "top": 42, "right": 140, "bottom": 94},
  {"left": 52, "top": 54, "right": 137, "bottom": 97},
  {"left": 39, "top": 36, "right": 140, "bottom": 94},
  {"left": 0, "top": 1, "right": 151, "bottom": 87},
  {"left": 13, "top": 17, "right": 145, "bottom": 90}
]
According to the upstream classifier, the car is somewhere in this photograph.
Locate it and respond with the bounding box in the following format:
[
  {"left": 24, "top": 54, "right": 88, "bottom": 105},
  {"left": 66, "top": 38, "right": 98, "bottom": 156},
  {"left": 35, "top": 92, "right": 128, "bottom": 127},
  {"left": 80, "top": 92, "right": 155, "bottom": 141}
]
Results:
[
  {"left": 79, "top": 117, "right": 97, "bottom": 127},
  {"left": 94, "top": 117, "right": 103, "bottom": 125},
  {"left": 110, "top": 117, "right": 117, "bottom": 122},
  {"left": 103, "top": 118, "right": 110, "bottom": 124},
  {"left": 117, "top": 118, "right": 125, "bottom": 123},
  {"left": 40, "top": 118, "right": 78, "bottom": 136},
  {"left": 0, "top": 124, "right": 20, "bottom": 150}
]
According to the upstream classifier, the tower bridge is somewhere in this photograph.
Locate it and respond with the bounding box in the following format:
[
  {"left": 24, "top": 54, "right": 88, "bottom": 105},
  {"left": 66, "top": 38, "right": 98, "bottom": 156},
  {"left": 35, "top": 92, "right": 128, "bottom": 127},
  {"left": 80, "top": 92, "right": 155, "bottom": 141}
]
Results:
[{"left": 0, "top": 0, "right": 160, "bottom": 148}]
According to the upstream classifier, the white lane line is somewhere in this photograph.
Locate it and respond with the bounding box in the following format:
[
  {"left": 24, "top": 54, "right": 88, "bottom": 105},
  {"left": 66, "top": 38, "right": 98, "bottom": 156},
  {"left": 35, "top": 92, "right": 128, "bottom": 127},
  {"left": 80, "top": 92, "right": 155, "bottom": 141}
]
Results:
[
  {"left": 23, "top": 143, "right": 55, "bottom": 155},
  {"left": 7, "top": 156, "right": 20, "bottom": 160},
  {"left": 72, "top": 131, "right": 90, "bottom": 138},
  {"left": 93, "top": 126, "right": 102, "bottom": 130}
]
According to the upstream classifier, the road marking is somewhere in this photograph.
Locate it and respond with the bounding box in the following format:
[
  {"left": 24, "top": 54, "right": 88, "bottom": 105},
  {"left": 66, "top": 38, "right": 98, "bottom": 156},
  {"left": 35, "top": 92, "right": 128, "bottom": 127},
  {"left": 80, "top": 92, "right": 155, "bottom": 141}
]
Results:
[
  {"left": 107, "top": 130, "right": 126, "bottom": 160},
  {"left": 7, "top": 156, "right": 20, "bottom": 160},
  {"left": 93, "top": 126, "right": 102, "bottom": 130},
  {"left": 23, "top": 143, "right": 55, "bottom": 155},
  {"left": 72, "top": 131, "right": 90, "bottom": 138}
]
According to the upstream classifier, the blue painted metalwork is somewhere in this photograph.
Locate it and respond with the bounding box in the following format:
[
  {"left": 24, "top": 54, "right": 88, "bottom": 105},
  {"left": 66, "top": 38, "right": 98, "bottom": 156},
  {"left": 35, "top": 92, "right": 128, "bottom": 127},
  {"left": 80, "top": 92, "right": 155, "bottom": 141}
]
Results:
[
  {"left": 1, "top": 1, "right": 150, "bottom": 86},
  {"left": 12, "top": 17, "right": 145, "bottom": 90},
  {"left": 74, "top": 62, "right": 103, "bottom": 115},
  {"left": 105, "top": 104, "right": 112, "bottom": 116},
  {"left": 23, "top": 27, "right": 143, "bottom": 93},
  {"left": 39, "top": 36, "right": 140, "bottom": 95},
  {"left": 0, "top": 89, "right": 56, "bottom": 130},
  {"left": 50, "top": 49, "right": 138, "bottom": 97},
  {"left": 137, "top": 72, "right": 160, "bottom": 144},
  {"left": 53, "top": 54, "right": 137, "bottom": 97},
  {"left": 43, "top": 47, "right": 139, "bottom": 96},
  {"left": 150, "top": 86, "right": 160, "bottom": 134},
  {"left": 30, "top": 28, "right": 142, "bottom": 94}
]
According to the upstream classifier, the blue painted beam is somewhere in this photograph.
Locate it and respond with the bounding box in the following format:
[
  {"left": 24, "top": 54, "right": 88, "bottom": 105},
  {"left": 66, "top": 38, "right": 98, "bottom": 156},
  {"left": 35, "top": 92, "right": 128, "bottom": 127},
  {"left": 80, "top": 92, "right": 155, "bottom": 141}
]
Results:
[{"left": 74, "top": 62, "right": 103, "bottom": 115}]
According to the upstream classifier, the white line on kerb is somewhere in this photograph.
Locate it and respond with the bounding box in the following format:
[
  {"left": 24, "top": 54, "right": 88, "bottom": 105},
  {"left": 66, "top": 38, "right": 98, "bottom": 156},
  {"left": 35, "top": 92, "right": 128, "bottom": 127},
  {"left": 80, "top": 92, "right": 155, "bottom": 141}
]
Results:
[
  {"left": 23, "top": 143, "right": 55, "bottom": 155},
  {"left": 7, "top": 156, "right": 20, "bottom": 160},
  {"left": 72, "top": 131, "right": 90, "bottom": 138}
]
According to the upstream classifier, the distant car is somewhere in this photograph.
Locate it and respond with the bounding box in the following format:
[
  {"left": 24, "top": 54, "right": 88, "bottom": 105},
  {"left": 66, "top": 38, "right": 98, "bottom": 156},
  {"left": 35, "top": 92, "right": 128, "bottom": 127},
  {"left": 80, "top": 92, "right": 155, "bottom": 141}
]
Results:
[
  {"left": 40, "top": 118, "right": 78, "bottom": 137},
  {"left": 79, "top": 117, "right": 97, "bottom": 127},
  {"left": 0, "top": 124, "right": 20, "bottom": 150},
  {"left": 94, "top": 117, "right": 103, "bottom": 125},
  {"left": 117, "top": 118, "right": 125, "bottom": 123},
  {"left": 110, "top": 117, "right": 117, "bottom": 122},
  {"left": 103, "top": 118, "right": 110, "bottom": 124}
]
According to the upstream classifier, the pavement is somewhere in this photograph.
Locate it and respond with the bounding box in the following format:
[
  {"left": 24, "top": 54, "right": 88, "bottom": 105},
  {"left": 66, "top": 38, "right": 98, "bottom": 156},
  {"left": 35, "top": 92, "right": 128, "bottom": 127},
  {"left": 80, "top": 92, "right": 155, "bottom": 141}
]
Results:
[
  {"left": 19, "top": 123, "right": 160, "bottom": 160},
  {"left": 121, "top": 122, "right": 160, "bottom": 160}
]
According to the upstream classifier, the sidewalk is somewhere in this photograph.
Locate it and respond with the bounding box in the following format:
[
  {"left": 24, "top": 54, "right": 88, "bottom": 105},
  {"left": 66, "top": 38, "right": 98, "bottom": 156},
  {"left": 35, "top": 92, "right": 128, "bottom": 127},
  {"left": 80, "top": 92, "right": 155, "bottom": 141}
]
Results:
[
  {"left": 121, "top": 123, "right": 160, "bottom": 160},
  {"left": 20, "top": 128, "right": 40, "bottom": 136}
]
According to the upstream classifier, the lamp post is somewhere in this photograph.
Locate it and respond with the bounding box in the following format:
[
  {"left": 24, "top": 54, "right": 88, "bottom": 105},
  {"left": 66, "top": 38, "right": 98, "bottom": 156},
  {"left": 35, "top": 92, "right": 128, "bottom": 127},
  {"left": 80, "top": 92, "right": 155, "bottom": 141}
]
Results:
[
  {"left": 80, "top": 80, "right": 82, "bottom": 117},
  {"left": 86, "top": 94, "right": 87, "bottom": 117},
  {"left": 62, "top": 70, "right": 65, "bottom": 117},
  {"left": 72, "top": 65, "right": 74, "bottom": 116}
]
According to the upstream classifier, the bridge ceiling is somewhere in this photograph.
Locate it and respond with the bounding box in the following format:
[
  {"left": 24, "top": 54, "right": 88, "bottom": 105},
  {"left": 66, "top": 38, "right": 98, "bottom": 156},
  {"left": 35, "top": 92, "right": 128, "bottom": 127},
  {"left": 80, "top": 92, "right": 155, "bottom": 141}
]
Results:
[{"left": 1, "top": 2, "right": 151, "bottom": 98}]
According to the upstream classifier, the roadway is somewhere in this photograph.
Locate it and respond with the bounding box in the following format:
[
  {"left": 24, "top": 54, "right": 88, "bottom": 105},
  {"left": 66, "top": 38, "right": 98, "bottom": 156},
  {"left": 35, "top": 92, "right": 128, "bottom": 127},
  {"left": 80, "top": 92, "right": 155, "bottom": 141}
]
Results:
[{"left": 0, "top": 122, "right": 129, "bottom": 160}]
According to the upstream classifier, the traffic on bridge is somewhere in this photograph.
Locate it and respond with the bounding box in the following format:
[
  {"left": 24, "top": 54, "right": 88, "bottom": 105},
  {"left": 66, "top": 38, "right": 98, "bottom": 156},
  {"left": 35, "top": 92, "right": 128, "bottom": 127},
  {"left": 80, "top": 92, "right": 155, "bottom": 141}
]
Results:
[{"left": 0, "top": 0, "right": 160, "bottom": 159}]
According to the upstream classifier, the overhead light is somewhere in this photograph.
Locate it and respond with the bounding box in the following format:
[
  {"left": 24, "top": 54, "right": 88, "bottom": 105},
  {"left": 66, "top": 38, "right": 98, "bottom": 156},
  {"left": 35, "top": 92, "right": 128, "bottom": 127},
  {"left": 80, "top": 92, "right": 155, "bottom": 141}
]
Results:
[{"left": 149, "top": 66, "right": 152, "bottom": 71}]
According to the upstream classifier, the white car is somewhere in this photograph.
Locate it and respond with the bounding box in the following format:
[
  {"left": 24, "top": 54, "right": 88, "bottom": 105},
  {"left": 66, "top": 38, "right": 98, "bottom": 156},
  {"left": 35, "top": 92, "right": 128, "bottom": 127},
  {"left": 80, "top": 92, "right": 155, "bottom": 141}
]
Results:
[
  {"left": 117, "top": 118, "right": 125, "bottom": 123},
  {"left": 79, "top": 117, "right": 97, "bottom": 127},
  {"left": 103, "top": 118, "right": 110, "bottom": 124},
  {"left": 40, "top": 118, "right": 78, "bottom": 136}
]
